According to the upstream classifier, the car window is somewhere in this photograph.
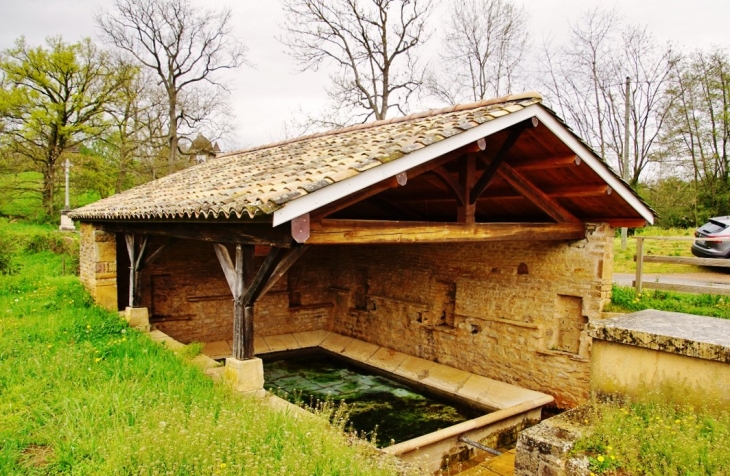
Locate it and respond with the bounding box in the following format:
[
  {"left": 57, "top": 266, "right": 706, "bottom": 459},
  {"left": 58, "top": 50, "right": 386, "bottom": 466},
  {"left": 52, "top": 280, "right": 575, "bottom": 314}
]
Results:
[{"left": 704, "top": 221, "right": 728, "bottom": 234}]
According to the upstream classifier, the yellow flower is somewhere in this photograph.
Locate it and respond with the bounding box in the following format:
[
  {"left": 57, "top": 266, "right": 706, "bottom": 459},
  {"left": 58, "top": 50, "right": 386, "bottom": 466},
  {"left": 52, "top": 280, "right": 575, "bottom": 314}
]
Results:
[
  {"left": 606, "top": 446, "right": 612, "bottom": 452},
  {"left": 675, "top": 419, "right": 681, "bottom": 424},
  {"left": 597, "top": 455, "right": 605, "bottom": 462},
  {"left": 219, "top": 463, "right": 227, "bottom": 469}
]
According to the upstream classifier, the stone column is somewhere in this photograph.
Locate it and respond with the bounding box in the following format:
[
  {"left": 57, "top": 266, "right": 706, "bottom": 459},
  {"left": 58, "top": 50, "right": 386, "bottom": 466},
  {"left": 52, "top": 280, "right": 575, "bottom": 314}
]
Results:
[{"left": 79, "top": 223, "right": 118, "bottom": 311}]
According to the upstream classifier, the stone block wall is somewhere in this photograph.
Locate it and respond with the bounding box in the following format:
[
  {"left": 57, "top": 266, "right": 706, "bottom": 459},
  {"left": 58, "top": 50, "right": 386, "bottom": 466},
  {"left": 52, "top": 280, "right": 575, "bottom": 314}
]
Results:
[
  {"left": 79, "top": 223, "right": 118, "bottom": 311},
  {"left": 323, "top": 223, "right": 613, "bottom": 409},
  {"left": 79, "top": 221, "right": 613, "bottom": 408},
  {"left": 135, "top": 240, "right": 333, "bottom": 344}
]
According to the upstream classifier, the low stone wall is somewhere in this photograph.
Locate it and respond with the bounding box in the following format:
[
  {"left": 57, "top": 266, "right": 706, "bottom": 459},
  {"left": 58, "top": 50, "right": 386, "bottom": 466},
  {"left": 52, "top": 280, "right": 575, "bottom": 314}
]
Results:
[
  {"left": 588, "top": 309, "right": 730, "bottom": 406},
  {"left": 514, "top": 309, "right": 730, "bottom": 475}
]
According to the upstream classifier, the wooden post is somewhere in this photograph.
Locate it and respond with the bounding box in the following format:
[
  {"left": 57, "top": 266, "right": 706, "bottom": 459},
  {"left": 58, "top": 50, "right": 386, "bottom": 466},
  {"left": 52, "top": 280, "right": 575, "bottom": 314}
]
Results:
[
  {"left": 232, "top": 244, "right": 245, "bottom": 360},
  {"left": 215, "top": 243, "right": 256, "bottom": 360},
  {"left": 457, "top": 155, "right": 476, "bottom": 224},
  {"left": 125, "top": 234, "right": 148, "bottom": 307},
  {"left": 125, "top": 234, "right": 135, "bottom": 307},
  {"left": 635, "top": 237, "right": 644, "bottom": 294}
]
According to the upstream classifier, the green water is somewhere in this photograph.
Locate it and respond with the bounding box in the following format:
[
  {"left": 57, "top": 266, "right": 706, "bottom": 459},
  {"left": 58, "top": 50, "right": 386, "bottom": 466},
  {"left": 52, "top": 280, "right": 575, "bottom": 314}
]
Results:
[{"left": 263, "top": 351, "right": 482, "bottom": 447}]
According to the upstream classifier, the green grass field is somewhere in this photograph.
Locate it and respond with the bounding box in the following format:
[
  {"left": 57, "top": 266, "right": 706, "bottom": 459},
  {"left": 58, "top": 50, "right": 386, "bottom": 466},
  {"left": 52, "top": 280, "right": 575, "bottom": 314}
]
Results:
[
  {"left": 575, "top": 399, "right": 730, "bottom": 475},
  {"left": 0, "top": 224, "right": 411, "bottom": 475}
]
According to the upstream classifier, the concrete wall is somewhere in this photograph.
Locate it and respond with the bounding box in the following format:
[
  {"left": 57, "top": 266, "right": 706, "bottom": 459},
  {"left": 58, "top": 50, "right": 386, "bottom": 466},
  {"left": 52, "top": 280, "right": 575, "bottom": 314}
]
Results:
[
  {"left": 588, "top": 310, "right": 730, "bottom": 407},
  {"left": 79, "top": 223, "right": 118, "bottom": 311},
  {"left": 79, "top": 222, "right": 614, "bottom": 409}
]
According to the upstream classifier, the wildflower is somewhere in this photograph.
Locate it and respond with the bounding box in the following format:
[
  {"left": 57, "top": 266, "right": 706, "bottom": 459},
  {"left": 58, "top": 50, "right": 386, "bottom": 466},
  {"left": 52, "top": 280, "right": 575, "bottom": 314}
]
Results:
[
  {"left": 219, "top": 463, "right": 227, "bottom": 469},
  {"left": 95, "top": 358, "right": 102, "bottom": 363},
  {"left": 675, "top": 419, "right": 681, "bottom": 424},
  {"left": 597, "top": 456, "right": 605, "bottom": 462}
]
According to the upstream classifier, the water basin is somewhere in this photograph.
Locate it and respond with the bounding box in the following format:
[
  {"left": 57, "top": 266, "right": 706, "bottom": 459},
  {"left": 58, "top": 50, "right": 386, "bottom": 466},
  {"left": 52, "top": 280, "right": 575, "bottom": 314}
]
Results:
[{"left": 263, "top": 349, "right": 482, "bottom": 447}]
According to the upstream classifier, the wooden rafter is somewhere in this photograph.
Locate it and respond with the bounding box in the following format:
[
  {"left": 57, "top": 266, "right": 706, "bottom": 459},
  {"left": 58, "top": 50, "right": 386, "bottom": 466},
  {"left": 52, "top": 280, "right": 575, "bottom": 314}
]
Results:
[
  {"left": 513, "top": 155, "right": 580, "bottom": 171},
  {"left": 484, "top": 185, "right": 611, "bottom": 200},
  {"left": 307, "top": 219, "right": 585, "bottom": 244},
  {"left": 428, "top": 166, "right": 465, "bottom": 206},
  {"left": 497, "top": 163, "right": 580, "bottom": 223},
  {"left": 469, "top": 120, "right": 536, "bottom": 204}
]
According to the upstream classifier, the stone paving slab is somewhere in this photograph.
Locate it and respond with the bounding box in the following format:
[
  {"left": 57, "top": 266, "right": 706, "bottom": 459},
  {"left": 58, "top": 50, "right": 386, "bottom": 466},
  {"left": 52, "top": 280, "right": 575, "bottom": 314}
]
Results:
[
  {"left": 588, "top": 309, "right": 730, "bottom": 362},
  {"left": 292, "top": 330, "right": 330, "bottom": 348},
  {"left": 394, "top": 355, "right": 436, "bottom": 381},
  {"left": 263, "top": 334, "right": 300, "bottom": 353},
  {"left": 202, "top": 340, "right": 232, "bottom": 359},
  {"left": 319, "top": 333, "right": 354, "bottom": 353},
  {"left": 366, "top": 347, "right": 409, "bottom": 373},
  {"left": 421, "top": 363, "right": 473, "bottom": 394},
  {"left": 342, "top": 338, "right": 379, "bottom": 362}
]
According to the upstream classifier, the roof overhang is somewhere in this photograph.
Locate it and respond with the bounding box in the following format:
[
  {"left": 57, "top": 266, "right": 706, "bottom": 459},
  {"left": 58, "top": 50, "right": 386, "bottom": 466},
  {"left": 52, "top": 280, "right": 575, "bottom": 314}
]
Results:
[{"left": 272, "top": 104, "right": 654, "bottom": 227}]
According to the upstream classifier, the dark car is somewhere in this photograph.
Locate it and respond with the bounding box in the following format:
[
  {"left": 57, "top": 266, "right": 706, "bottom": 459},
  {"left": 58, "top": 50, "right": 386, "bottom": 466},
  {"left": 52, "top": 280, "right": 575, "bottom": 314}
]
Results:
[{"left": 691, "top": 216, "right": 730, "bottom": 258}]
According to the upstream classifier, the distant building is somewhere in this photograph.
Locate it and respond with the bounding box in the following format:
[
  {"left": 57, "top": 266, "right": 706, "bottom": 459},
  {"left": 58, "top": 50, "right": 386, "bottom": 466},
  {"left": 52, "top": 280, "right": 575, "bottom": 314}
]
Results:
[{"left": 188, "top": 134, "right": 220, "bottom": 164}]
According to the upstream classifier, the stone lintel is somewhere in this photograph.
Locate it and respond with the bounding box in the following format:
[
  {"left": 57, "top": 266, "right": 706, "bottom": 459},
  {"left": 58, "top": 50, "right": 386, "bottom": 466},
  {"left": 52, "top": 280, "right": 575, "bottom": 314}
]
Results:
[{"left": 587, "top": 310, "right": 730, "bottom": 363}]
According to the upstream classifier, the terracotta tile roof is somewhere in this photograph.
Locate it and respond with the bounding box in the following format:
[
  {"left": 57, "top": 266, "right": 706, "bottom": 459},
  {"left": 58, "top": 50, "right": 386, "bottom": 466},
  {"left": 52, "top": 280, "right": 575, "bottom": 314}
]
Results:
[{"left": 70, "top": 93, "right": 545, "bottom": 221}]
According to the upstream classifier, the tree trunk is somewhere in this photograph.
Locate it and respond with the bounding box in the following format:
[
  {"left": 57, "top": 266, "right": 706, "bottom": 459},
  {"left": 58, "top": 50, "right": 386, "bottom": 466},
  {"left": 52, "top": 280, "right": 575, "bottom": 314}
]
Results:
[{"left": 168, "top": 90, "right": 177, "bottom": 175}]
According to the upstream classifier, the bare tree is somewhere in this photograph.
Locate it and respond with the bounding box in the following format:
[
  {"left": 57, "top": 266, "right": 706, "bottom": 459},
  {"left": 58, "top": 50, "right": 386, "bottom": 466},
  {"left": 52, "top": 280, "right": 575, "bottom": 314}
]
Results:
[
  {"left": 97, "top": 0, "right": 247, "bottom": 174},
  {"left": 281, "top": 0, "right": 432, "bottom": 126},
  {"left": 429, "top": 0, "right": 529, "bottom": 104},
  {"left": 539, "top": 9, "right": 677, "bottom": 186}
]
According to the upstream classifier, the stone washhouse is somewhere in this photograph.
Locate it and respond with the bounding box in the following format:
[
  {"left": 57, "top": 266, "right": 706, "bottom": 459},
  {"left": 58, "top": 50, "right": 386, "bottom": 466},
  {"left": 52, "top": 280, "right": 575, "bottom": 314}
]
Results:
[{"left": 70, "top": 92, "right": 655, "bottom": 410}]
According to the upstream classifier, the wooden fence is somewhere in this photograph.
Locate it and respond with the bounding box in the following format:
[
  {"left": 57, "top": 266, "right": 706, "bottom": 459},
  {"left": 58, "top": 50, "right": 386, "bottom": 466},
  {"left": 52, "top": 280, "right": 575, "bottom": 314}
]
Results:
[{"left": 634, "top": 236, "right": 730, "bottom": 295}]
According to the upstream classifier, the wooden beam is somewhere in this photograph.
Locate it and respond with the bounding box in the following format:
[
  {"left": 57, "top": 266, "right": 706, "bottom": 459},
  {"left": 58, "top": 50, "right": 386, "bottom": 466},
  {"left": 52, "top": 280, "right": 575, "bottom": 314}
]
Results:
[
  {"left": 243, "top": 247, "right": 287, "bottom": 307},
  {"left": 258, "top": 245, "right": 310, "bottom": 299},
  {"left": 101, "top": 222, "right": 291, "bottom": 248},
  {"left": 484, "top": 185, "right": 611, "bottom": 200},
  {"left": 591, "top": 218, "right": 647, "bottom": 228},
  {"left": 307, "top": 219, "right": 585, "bottom": 244},
  {"left": 213, "top": 243, "right": 237, "bottom": 294},
  {"left": 125, "top": 234, "right": 148, "bottom": 308},
  {"left": 513, "top": 155, "right": 580, "bottom": 171},
  {"left": 141, "top": 239, "right": 170, "bottom": 268},
  {"left": 496, "top": 163, "right": 580, "bottom": 223},
  {"left": 429, "top": 166, "right": 465, "bottom": 206},
  {"left": 313, "top": 145, "right": 475, "bottom": 220},
  {"left": 458, "top": 155, "right": 477, "bottom": 223},
  {"left": 469, "top": 123, "right": 531, "bottom": 204}
]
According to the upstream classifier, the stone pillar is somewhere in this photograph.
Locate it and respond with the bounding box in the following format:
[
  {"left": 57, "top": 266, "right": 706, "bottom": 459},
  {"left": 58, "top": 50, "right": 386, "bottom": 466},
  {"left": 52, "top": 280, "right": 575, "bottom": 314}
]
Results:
[
  {"left": 79, "top": 223, "right": 118, "bottom": 311},
  {"left": 224, "top": 357, "right": 264, "bottom": 394}
]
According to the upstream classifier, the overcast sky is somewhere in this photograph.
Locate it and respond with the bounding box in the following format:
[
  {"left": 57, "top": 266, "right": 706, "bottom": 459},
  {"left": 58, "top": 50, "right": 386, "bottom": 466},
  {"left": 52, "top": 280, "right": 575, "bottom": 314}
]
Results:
[{"left": 1, "top": 0, "right": 729, "bottom": 150}]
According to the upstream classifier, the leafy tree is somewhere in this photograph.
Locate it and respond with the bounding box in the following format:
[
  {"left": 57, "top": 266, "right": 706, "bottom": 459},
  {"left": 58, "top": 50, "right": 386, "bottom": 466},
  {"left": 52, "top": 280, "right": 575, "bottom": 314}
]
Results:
[
  {"left": 0, "top": 37, "right": 132, "bottom": 215},
  {"left": 281, "top": 0, "right": 432, "bottom": 127},
  {"left": 97, "top": 0, "right": 247, "bottom": 175},
  {"left": 661, "top": 49, "right": 730, "bottom": 219}
]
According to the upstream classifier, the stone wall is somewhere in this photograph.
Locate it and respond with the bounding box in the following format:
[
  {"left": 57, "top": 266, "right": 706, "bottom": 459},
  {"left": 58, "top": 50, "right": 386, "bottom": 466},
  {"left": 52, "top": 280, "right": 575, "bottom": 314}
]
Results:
[
  {"left": 79, "top": 223, "right": 118, "bottom": 311},
  {"left": 135, "top": 240, "right": 333, "bottom": 344},
  {"left": 80, "top": 221, "right": 613, "bottom": 408},
  {"left": 324, "top": 223, "right": 613, "bottom": 409}
]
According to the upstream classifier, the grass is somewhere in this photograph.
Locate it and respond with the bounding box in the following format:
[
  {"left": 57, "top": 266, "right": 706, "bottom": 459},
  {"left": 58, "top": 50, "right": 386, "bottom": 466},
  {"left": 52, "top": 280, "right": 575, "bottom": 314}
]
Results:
[
  {"left": 606, "top": 285, "right": 730, "bottom": 319},
  {"left": 0, "top": 227, "right": 413, "bottom": 475},
  {"left": 574, "top": 398, "right": 730, "bottom": 475}
]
